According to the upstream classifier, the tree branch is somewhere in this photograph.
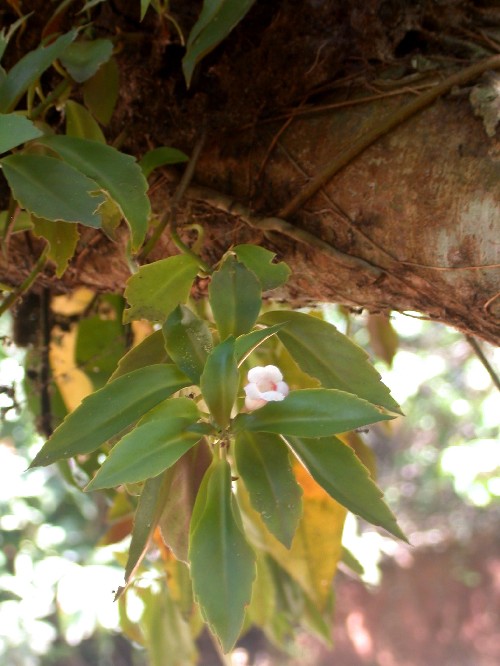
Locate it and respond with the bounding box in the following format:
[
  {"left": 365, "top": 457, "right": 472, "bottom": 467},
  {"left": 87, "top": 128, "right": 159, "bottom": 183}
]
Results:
[{"left": 278, "top": 55, "right": 500, "bottom": 219}]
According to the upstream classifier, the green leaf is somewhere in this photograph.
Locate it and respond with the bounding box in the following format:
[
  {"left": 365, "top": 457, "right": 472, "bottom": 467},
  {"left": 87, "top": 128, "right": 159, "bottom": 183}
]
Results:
[
  {"left": 234, "top": 388, "right": 393, "bottom": 438},
  {"left": 234, "top": 323, "right": 287, "bottom": 364},
  {"left": 30, "top": 364, "right": 191, "bottom": 467},
  {"left": 139, "top": 147, "right": 189, "bottom": 178},
  {"left": 260, "top": 311, "right": 401, "bottom": 414},
  {"left": 83, "top": 56, "right": 119, "bottom": 125},
  {"left": 86, "top": 398, "right": 202, "bottom": 490},
  {"left": 32, "top": 217, "right": 79, "bottom": 277},
  {"left": 189, "top": 459, "right": 256, "bottom": 652},
  {"left": 139, "top": 583, "right": 198, "bottom": 666},
  {"left": 340, "top": 546, "right": 364, "bottom": 576},
  {"left": 65, "top": 100, "right": 105, "bottom": 142},
  {"left": 182, "top": 0, "right": 257, "bottom": 87},
  {"left": 0, "top": 113, "right": 43, "bottom": 154},
  {"left": 163, "top": 305, "right": 213, "bottom": 384},
  {"left": 75, "top": 311, "right": 127, "bottom": 387},
  {"left": 0, "top": 209, "right": 33, "bottom": 235},
  {"left": 285, "top": 435, "right": 407, "bottom": 541},
  {"left": 121, "top": 472, "right": 170, "bottom": 590},
  {"left": 98, "top": 195, "right": 124, "bottom": 240},
  {"left": 0, "top": 14, "right": 32, "bottom": 64},
  {"left": 233, "top": 245, "right": 291, "bottom": 291},
  {"left": 234, "top": 431, "right": 302, "bottom": 548},
  {"left": 110, "top": 330, "right": 169, "bottom": 381},
  {"left": 209, "top": 255, "right": 261, "bottom": 340},
  {"left": 246, "top": 555, "right": 276, "bottom": 629},
  {"left": 140, "top": 0, "right": 153, "bottom": 21},
  {"left": 1, "top": 154, "right": 104, "bottom": 227},
  {"left": 200, "top": 337, "right": 238, "bottom": 428},
  {"left": 60, "top": 39, "right": 113, "bottom": 83},
  {"left": 0, "top": 30, "right": 77, "bottom": 113},
  {"left": 39, "top": 136, "right": 150, "bottom": 251},
  {"left": 159, "top": 440, "right": 212, "bottom": 562},
  {"left": 123, "top": 254, "right": 199, "bottom": 323}
]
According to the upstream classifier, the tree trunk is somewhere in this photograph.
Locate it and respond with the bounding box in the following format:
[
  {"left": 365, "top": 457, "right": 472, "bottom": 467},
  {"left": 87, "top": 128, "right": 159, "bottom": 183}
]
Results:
[{"left": 1, "top": 0, "right": 499, "bottom": 344}]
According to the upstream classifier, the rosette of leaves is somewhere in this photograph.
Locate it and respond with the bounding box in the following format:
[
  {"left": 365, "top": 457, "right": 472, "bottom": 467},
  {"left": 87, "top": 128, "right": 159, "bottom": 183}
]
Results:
[{"left": 30, "top": 245, "right": 405, "bottom": 654}]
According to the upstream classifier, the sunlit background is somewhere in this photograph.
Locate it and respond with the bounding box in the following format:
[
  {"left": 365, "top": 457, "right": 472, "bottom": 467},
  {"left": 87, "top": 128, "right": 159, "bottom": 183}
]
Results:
[{"left": 1, "top": 309, "right": 498, "bottom": 665}]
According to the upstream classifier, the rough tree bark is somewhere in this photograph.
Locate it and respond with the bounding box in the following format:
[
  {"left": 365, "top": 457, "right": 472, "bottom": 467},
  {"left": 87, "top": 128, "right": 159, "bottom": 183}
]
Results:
[{"left": 1, "top": 0, "right": 499, "bottom": 343}]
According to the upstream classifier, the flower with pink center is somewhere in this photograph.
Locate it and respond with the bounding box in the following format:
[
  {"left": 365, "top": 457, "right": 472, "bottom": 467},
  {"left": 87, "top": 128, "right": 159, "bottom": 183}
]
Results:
[{"left": 244, "top": 365, "right": 289, "bottom": 411}]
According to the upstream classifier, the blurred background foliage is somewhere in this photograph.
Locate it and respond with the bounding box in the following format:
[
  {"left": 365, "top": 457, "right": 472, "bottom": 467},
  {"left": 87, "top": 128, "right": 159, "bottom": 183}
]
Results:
[{"left": 0, "top": 302, "right": 498, "bottom": 666}]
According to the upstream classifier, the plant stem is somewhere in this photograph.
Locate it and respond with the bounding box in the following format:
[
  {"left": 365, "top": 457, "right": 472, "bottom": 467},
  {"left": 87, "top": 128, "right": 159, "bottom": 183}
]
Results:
[
  {"left": 29, "top": 78, "right": 71, "bottom": 120},
  {"left": 278, "top": 54, "right": 500, "bottom": 219},
  {"left": 0, "top": 244, "right": 49, "bottom": 317},
  {"left": 466, "top": 335, "right": 500, "bottom": 391},
  {"left": 138, "top": 131, "right": 211, "bottom": 274}
]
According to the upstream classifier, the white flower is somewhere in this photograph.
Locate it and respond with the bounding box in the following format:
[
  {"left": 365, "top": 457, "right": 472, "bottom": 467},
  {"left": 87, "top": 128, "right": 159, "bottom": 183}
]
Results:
[{"left": 244, "top": 365, "right": 289, "bottom": 411}]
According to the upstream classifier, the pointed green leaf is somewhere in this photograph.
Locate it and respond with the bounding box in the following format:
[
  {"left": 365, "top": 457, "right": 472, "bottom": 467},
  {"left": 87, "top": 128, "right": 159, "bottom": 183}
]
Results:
[
  {"left": 234, "top": 323, "right": 286, "bottom": 364},
  {"left": 30, "top": 364, "right": 191, "bottom": 467},
  {"left": 124, "top": 254, "right": 199, "bottom": 323},
  {"left": 122, "top": 472, "right": 170, "bottom": 589},
  {"left": 341, "top": 546, "right": 365, "bottom": 576},
  {"left": 139, "top": 147, "right": 188, "bottom": 178},
  {"left": 159, "top": 440, "right": 212, "bottom": 562},
  {"left": 0, "top": 14, "right": 32, "bottom": 64},
  {"left": 32, "top": 217, "right": 79, "bottom": 277},
  {"left": 39, "top": 136, "right": 150, "bottom": 250},
  {"left": 189, "top": 459, "right": 256, "bottom": 652},
  {"left": 86, "top": 398, "right": 202, "bottom": 490},
  {"left": 0, "top": 30, "right": 77, "bottom": 113},
  {"left": 285, "top": 435, "right": 407, "bottom": 541},
  {"left": 163, "top": 305, "right": 213, "bottom": 384},
  {"left": 233, "top": 245, "right": 291, "bottom": 291},
  {"left": 235, "top": 388, "right": 393, "bottom": 438},
  {"left": 65, "top": 100, "right": 105, "bottom": 142},
  {"left": 200, "top": 337, "right": 238, "bottom": 428},
  {"left": 83, "top": 56, "right": 119, "bottom": 125},
  {"left": 182, "top": 0, "right": 257, "bottom": 87},
  {"left": 110, "top": 330, "right": 169, "bottom": 381},
  {"left": 260, "top": 311, "right": 401, "bottom": 414},
  {"left": 1, "top": 154, "right": 104, "bottom": 227},
  {"left": 0, "top": 113, "right": 42, "bottom": 154},
  {"left": 140, "top": 0, "right": 153, "bottom": 20},
  {"left": 235, "top": 431, "right": 302, "bottom": 548},
  {"left": 60, "top": 39, "right": 113, "bottom": 83},
  {"left": 209, "top": 255, "right": 261, "bottom": 340},
  {"left": 189, "top": 462, "right": 213, "bottom": 539}
]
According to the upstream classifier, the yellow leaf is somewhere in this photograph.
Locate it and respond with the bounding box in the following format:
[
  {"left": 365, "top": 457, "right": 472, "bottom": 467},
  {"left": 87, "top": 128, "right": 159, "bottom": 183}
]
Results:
[
  {"left": 49, "top": 324, "right": 93, "bottom": 412},
  {"left": 52, "top": 288, "right": 95, "bottom": 316}
]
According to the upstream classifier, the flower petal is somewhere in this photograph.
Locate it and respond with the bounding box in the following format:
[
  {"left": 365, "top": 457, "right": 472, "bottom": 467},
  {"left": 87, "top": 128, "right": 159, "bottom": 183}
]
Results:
[
  {"left": 247, "top": 366, "right": 268, "bottom": 383},
  {"left": 263, "top": 365, "right": 283, "bottom": 382},
  {"left": 276, "top": 381, "right": 289, "bottom": 396},
  {"left": 244, "top": 383, "right": 261, "bottom": 399},
  {"left": 245, "top": 396, "right": 267, "bottom": 411},
  {"left": 260, "top": 390, "right": 286, "bottom": 402}
]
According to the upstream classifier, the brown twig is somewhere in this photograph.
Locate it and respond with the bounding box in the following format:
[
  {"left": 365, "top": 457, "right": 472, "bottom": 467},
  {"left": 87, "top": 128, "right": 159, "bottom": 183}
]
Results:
[
  {"left": 138, "top": 131, "right": 210, "bottom": 272},
  {"left": 0, "top": 244, "right": 49, "bottom": 317}
]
